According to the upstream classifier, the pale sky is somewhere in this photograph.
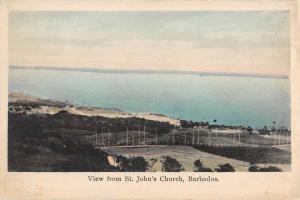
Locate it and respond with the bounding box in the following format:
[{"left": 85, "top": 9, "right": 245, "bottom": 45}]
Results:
[{"left": 9, "top": 11, "right": 290, "bottom": 75}]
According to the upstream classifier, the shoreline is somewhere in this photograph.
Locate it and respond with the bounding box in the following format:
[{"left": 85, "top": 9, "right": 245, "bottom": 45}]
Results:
[
  {"left": 10, "top": 65, "right": 289, "bottom": 79},
  {"left": 8, "top": 92, "right": 291, "bottom": 131},
  {"left": 9, "top": 92, "right": 181, "bottom": 126}
]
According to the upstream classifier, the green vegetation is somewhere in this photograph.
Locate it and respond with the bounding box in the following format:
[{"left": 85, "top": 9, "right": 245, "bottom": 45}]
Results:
[
  {"left": 8, "top": 111, "right": 170, "bottom": 172},
  {"left": 180, "top": 120, "right": 209, "bottom": 128},
  {"left": 161, "top": 156, "right": 184, "bottom": 172},
  {"left": 248, "top": 165, "right": 281, "bottom": 172},
  {"left": 9, "top": 138, "right": 115, "bottom": 172},
  {"left": 8, "top": 102, "right": 291, "bottom": 172},
  {"left": 193, "top": 159, "right": 213, "bottom": 172},
  {"left": 116, "top": 155, "right": 148, "bottom": 172},
  {"left": 194, "top": 145, "right": 290, "bottom": 164},
  {"left": 215, "top": 163, "right": 235, "bottom": 172}
]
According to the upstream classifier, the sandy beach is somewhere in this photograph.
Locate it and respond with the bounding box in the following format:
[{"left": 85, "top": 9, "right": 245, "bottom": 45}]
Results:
[{"left": 9, "top": 92, "right": 180, "bottom": 126}]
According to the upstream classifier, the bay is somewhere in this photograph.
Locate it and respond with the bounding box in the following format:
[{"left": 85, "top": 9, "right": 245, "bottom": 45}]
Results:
[{"left": 9, "top": 68, "right": 291, "bottom": 129}]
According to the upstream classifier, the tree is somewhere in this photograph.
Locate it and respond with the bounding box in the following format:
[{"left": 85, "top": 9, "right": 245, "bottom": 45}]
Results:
[
  {"left": 161, "top": 156, "right": 184, "bottom": 172},
  {"left": 180, "top": 120, "right": 199, "bottom": 128},
  {"left": 129, "top": 156, "right": 148, "bottom": 172},
  {"left": 259, "top": 166, "right": 281, "bottom": 172},
  {"left": 258, "top": 127, "right": 270, "bottom": 135},
  {"left": 247, "top": 126, "right": 253, "bottom": 134},
  {"left": 116, "top": 156, "right": 148, "bottom": 172},
  {"left": 193, "top": 159, "right": 213, "bottom": 172},
  {"left": 215, "top": 163, "right": 235, "bottom": 172},
  {"left": 248, "top": 165, "right": 281, "bottom": 172},
  {"left": 116, "top": 155, "right": 129, "bottom": 171}
]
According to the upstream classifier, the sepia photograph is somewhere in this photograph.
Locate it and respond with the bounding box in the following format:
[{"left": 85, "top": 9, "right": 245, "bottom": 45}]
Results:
[{"left": 7, "top": 10, "right": 292, "bottom": 173}]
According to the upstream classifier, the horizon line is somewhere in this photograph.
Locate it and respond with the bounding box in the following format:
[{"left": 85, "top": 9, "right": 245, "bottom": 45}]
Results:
[{"left": 9, "top": 65, "right": 289, "bottom": 79}]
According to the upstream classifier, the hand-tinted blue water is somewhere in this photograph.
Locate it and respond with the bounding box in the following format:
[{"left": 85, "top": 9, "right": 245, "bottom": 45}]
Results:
[{"left": 9, "top": 68, "right": 291, "bottom": 128}]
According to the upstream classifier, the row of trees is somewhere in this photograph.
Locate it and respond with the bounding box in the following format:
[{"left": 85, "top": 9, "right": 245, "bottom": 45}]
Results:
[
  {"left": 162, "top": 157, "right": 236, "bottom": 172},
  {"left": 180, "top": 119, "right": 290, "bottom": 135},
  {"left": 113, "top": 156, "right": 281, "bottom": 172}
]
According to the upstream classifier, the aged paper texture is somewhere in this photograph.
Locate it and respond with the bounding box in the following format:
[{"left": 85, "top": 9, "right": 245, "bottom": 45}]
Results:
[{"left": 1, "top": 0, "right": 300, "bottom": 199}]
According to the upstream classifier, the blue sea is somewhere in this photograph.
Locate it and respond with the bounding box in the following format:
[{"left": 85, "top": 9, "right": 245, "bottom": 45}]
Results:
[{"left": 9, "top": 68, "right": 291, "bottom": 129}]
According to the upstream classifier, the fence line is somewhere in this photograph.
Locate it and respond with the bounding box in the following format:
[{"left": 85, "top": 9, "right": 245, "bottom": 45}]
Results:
[{"left": 93, "top": 127, "right": 291, "bottom": 149}]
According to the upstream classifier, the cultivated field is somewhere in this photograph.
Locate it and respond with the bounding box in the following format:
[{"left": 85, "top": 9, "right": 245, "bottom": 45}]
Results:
[{"left": 101, "top": 145, "right": 291, "bottom": 172}]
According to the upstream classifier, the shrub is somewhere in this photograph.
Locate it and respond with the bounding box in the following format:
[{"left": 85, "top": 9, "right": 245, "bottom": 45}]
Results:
[
  {"left": 116, "top": 155, "right": 129, "bottom": 171},
  {"left": 215, "top": 163, "right": 235, "bottom": 172},
  {"left": 248, "top": 165, "right": 281, "bottom": 172},
  {"left": 193, "top": 159, "right": 213, "bottom": 172},
  {"left": 161, "top": 156, "right": 184, "bottom": 172},
  {"left": 116, "top": 156, "right": 148, "bottom": 172},
  {"left": 129, "top": 156, "right": 148, "bottom": 172},
  {"left": 259, "top": 166, "right": 281, "bottom": 172}
]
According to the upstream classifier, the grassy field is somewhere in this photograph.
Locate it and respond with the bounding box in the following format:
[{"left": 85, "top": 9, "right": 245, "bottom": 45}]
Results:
[
  {"left": 101, "top": 145, "right": 291, "bottom": 172},
  {"left": 193, "top": 145, "right": 291, "bottom": 164},
  {"left": 172, "top": 128, "right": 288, "bottom": 147},
  {"left": 102, "top": 145, "right": 250, "bottom": 171}
]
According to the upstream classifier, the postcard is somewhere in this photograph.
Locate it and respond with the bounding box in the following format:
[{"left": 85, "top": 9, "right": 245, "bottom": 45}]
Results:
[{"left": 0, "top": 0, "right": 300, "bottom": 199}]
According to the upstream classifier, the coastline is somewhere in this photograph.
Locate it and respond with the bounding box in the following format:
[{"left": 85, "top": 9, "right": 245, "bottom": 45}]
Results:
[
  {"left": 10, "top": 65, "right": 289, "bottom": 79},
  {"left": 8, "top": 92, "right": 291, "bottom": 172},
  {"left": 9, "top": 92, "right": 181, "bottom": 126}
]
